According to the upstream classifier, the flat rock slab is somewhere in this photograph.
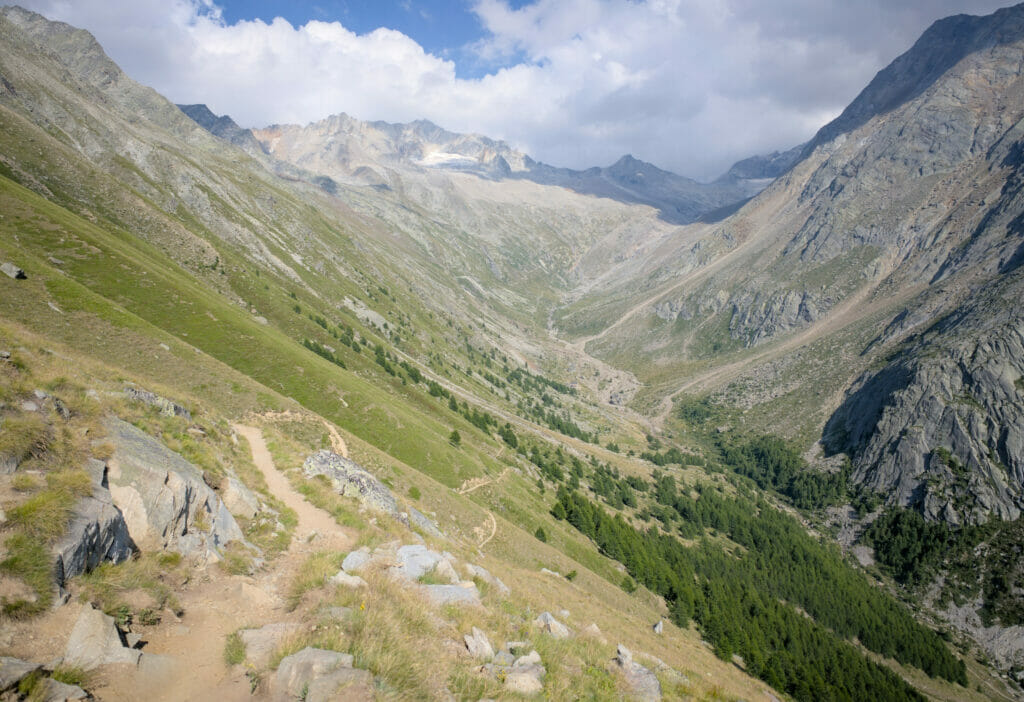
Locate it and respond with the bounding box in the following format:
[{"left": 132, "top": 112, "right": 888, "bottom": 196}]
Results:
[
  {"left": 275, "top": 647, "right": 366, "bottom": 702},
  {"left": 0, "top": 657, "right": 41, "bottom": 691},
  {"left": 37, "top": 678, "right": 88, "bottom": 701},
  {"left": 64, "top": 606, "right": 141, "bottom": 670},
  {"left": 341, "top": 549, "right": 372, "bottom": 574}
]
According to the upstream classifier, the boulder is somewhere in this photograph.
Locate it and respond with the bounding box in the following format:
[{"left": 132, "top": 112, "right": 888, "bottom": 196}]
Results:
[
  {"left": 274, "top": 647, "right": 372, "bottom": 702},
  {"left": 432, "top": 559, "right": 460, "bottom": 585},
  {"left": 53, "top": 459, "right": 136, "bottom": 589},
  {"left": 0, "top": 657, "right": 41, "bottom": 691},
  {"left": 534, "top": 611, "right": 571, "bottom": 639},
  {"left": 391, "top": 544, "right": 443, "bottom": 581},
  {"left": 581, "top": 623, "right": 606, "bottom": 642},
  {"left": 464, "top": 563, "right": 510, "bottom": 595},
  {"left": 123, "top": 387, "right": 191, "bottom": 421},
  {"left": 341, "top": 549, "right": 372, "bottom": 574},
  {"left": 422, "top": 583, "right": 481, "bottom": 606},
  {"left": 612, "top": 645, "right": 661, "bottom": 702},
  {"left": 464, "top": 627, "right": 494, "bottom": 660},
  {"left": 239, "top": 622, "right": 303, "bottom": 668},
  {"left": 104, "top": 418, "right": 243, "bottom": 557},
  {"left": 221, "top": 476, "right": 260, "bottom": 520},
  {"left": 1, "top": 262, "right": 26, "bottom": 280},
  {"left": 36, "top": 678, "right": 89, "bottom": 701},
  {"left": 329, "top": 571, "right": 367, "bottom": 588},
  {"left": 302, "top": 450, "right": 402, "bottom": 521},
  {"left": 506, "top": 651, "right": 545, "bottom": 696},
  {"left": 653, "top": 619, "right": 664, "bottom": 635},
  {"left": 64, "top": 605, "right": 142, "bottom": 670}
]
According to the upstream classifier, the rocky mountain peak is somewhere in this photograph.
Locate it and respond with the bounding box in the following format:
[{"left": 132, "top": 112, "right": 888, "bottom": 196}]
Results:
[{"left": 804, "top": 2, "right": 1024, "bottom": 157}]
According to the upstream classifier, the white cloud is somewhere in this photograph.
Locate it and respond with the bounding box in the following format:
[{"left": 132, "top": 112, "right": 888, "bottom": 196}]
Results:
[{"left": 15, "top": 0, "right": 1012, "bottom": 179}]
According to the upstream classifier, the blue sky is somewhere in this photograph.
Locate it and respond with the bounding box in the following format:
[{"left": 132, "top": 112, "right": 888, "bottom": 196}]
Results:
[
  {"left": 18, "top": 0, "right": 1015, "bottom": 178},
  {"left": 217, "top": 0, "right": 530, "bottom": 76}
]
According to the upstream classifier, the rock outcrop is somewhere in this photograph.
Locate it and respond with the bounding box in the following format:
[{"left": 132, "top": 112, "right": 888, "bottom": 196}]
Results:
[
  {"left": 63, "top": 605, "right": 142, "bottom": 669},
  {"left": 302, "top": 450, "right": 403, "bottom": 521},
  {"left": 53, "top": 458, "right": 135, "bottom": 588},
  {"left": 123, "top": 387, "right": 191, "bottom": 421},
  {"left": 826, "top": 301, "right": 1024, "bottom": 524},
  {"left": 612, "top": 645, "right": 662, "bottom": 702},
  {"left": 274, "top": 647, "right": 373, "bottom": 702},
  {"left": 104, "top": 418, "right": 243, "bottom": 557},
  {"left": 534, "top": 611, "right": 571, "bottom": 639}
]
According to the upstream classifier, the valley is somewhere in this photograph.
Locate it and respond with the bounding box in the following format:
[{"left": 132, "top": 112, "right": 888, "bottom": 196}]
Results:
[{"left": 1, "top": 3, "right": 1024, "bottom": 701}]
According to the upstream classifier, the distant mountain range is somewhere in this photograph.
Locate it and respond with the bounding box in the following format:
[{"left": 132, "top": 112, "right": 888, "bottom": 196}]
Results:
[{"left": 178, "top": 104, "right": 798, "bottom": 225}]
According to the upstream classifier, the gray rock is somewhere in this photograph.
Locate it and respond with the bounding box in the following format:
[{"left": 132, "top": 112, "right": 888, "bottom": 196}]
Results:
[
  {"left": 104, "top": 418, "right": 243, "bottom": 556},
  {"left": 1, "top": 262, "right": 26, "bottom": 279},
  {"left": 36, "top": 678, "right": 89, "bottom": 701},
  {"left": 391, "top": 544, "right": 443, "bottom": 581},
  {"left": 432, "top": 558, "right": 460, "bottom": 585},
  {"left": 534, "top": 611, "right": 571, "bottom": 639},
  {"left": 328, "top": 571, "right": 367, "bottom": 588},
  {"left": 303, "top": 450, "right": 403, "bottom": 521},
  {"left": 653, "top": 619, "right": 664, "bottom": 635},
  {"left": 0, "top": 350, "right": 10, "bottom": 359},
  {"left": 492, "top": 651, "right": 514, "bottom": 666},
  {"left": 514, "top": 650, "right": 542, "bottom": 667},
  {"left": 505, "top": 653, "right": 545, "bottom": 696},
  {"left": 64, "top": 605, "right": 142, "bottom": 670},
  {"left": 0, "top": 657, "right": 41, "bottom": 691},
  {"left": 20, "top": 400, "right": 40, "bottom": 412},
  {"left": 422, "top": 584, "right": 481, "bottom": 606},
  {"left": 123, "top": 387, "right": 191, "bottom": 421},
  {"left": 221, "top": 476, "right": 260, "bottom": 520},
  {"left": 53, "top": 459, "right": 136, "bottom": 589},
  {"left": 304, "top": 667, "right": 373, "bottom": 702},
  {"left": 464, "top": 627, "right": 494, "bottom": 660},
  {"left": 613, "top": 645, "right": 661, "bottom": 702},
  {"left": 407, "top": 505, "right": 444, "bottom": 538},
  {"left": 341, "top": 548, "right": 372, "bottom": 574},
  {"left": 274, "top": 647, "right": 371, "bottom": 702},
  {"left": 239, "top": 622, "right": 303, "bottom": 668}
]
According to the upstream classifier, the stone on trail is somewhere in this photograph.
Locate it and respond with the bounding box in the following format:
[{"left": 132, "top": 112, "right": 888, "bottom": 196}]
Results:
[
  {"left": 0, "top": 657, "right": 42, "bottom": 692},
  {"left": 240, "top": 622, "right": 303, "bottom": 668},
  {"left": 36, "top": 678, "right": 89, "bottom": 701},
  {"left": 63, "top": 605, "right": 142, "bottom": 670}
]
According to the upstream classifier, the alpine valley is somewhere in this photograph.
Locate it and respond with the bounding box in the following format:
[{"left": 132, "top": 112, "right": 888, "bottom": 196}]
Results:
[{"left": 1, "top": 3, "right": 1024, "bottom": 701}]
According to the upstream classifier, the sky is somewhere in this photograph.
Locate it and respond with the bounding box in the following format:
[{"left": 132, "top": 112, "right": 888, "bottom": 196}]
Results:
[{"left": 16, "top": 0, "right": 1014, "bottom": 180}]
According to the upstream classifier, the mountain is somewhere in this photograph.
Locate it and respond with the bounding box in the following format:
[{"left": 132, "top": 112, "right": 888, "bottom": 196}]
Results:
[
  {"left": 2, "top": 2, "right": 1023, "bottom": 698},
  {"left": 177, "top": 103, "right": 266, "bottom": 155},
  {"left": 242, "top": 110, "right": 766, "bottom": 224},
  {"left": 557, "top": 2, "right": 1024, "bottom": 522}
]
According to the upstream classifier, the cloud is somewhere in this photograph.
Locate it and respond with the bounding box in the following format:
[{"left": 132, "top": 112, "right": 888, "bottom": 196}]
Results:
[{"left": 15, "top": 0, "right": 1012, "bottom": 179}]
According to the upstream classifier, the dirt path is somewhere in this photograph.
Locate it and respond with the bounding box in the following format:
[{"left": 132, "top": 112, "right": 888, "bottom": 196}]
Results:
[
  {"left": 247, "top": 410, "right": 349, "bottom": 458},
  {"left": 92, "top": 425, "right": 354, "bottom": 701},
  {"left": 233, "top": 423, "right": 346, "bottom": 543},
  {"left": 475, "top": 512, "right": 497, "bottom": 549},
  {"left": 457, "top": 468, "right": 510, "bottom": 495}
]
